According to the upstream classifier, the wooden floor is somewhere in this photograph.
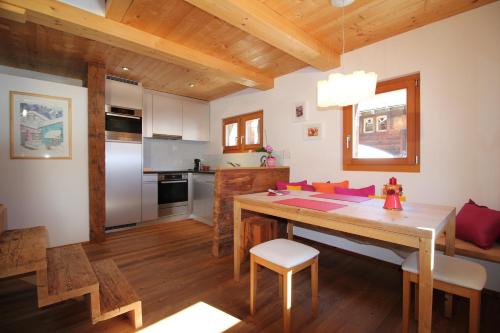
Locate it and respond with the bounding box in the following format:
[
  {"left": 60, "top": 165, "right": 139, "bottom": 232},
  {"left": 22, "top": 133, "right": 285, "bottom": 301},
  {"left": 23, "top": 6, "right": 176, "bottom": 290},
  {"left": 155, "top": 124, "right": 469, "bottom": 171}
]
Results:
[{"left": 1, "top": 219, "right": 499, "bottom": 332}]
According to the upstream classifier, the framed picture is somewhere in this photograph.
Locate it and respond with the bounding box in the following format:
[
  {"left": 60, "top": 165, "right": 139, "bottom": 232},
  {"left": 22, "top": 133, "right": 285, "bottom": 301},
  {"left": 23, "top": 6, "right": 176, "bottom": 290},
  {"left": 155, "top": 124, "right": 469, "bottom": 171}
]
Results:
[
  {"left": 293, "top": 101, "right": 308, "bottom": 122},
  {"left": 10, "top": 91, "right": 72, "bottom": 159},
  {"left": 303, "top": 123, "right": 323, "bottom": 140}
]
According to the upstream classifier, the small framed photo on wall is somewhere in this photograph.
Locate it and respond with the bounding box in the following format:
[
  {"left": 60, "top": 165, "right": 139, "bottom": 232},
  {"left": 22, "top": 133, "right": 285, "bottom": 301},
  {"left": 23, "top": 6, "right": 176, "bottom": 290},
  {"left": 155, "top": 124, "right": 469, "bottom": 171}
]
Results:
[
  {"left": 293, "top": 101, "right": 308, "bottom": 122},
  {"left": 10, "top": 91, "right": 72, "bottom": 159},
  {"left": 303, "top": 123, "right": 323, "bottom": 140}
]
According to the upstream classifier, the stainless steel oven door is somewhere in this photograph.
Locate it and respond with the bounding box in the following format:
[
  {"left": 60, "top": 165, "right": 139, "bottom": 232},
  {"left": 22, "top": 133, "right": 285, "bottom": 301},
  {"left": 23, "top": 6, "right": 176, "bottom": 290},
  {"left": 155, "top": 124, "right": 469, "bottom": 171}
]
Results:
[
  {"left": 158, "top": 179, "right": 188, "bottom": 208},
  {"left": 105, "top": 106, "right": 142, "bottom": 142}
]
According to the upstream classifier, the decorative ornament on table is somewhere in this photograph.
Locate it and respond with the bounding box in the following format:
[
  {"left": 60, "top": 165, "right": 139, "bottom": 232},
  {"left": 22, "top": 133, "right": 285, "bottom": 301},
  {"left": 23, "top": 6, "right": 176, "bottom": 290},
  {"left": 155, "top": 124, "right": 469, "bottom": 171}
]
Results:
[
  {"left": 256, "top": 145, "right": 276, "bottom": 167},
  {"left": 383, "top": 177, "right": 403, "bottom": 211}
]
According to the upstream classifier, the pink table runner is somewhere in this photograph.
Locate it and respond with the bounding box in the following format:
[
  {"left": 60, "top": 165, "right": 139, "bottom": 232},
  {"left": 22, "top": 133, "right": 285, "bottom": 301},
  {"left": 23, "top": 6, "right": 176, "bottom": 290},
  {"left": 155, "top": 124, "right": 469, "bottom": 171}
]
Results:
[
  {"left": 275, "top": 198, "right": 346, "bottom": 212},
  {"left": 311, "top": 193, "right": 372, "bottom": 203}
]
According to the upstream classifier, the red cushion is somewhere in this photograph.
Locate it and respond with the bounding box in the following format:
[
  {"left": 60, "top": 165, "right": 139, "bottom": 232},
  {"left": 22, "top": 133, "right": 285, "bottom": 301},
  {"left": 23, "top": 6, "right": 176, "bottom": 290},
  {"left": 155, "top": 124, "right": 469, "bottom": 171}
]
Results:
[
  {"left": 334, "top": 185, "right": 375, "bottom": 197},
  {"left": 276, "top": 180, "right": 307, "bottom": 190},
  {"left": 456, "top": 201, "right": 500, "bottom": 249}
]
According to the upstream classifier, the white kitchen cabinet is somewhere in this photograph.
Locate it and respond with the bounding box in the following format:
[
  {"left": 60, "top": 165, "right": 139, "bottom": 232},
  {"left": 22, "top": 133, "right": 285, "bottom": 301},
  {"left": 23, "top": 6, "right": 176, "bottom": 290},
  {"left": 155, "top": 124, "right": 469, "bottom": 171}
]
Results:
[
  {"left": 142, "top": 173, "right": 158, "bottom": 222},
  {"left": 152, "top": 94, "right": 183, "bottom": 138},
  {"left": 142, "top": 90, "right": 153, "bottom": 138},
  {"left": 182, "top": 100, "right": 210, "bottom": 141},
  {"left": 105, "top": 79, "right": 142, "bottom": 110}
]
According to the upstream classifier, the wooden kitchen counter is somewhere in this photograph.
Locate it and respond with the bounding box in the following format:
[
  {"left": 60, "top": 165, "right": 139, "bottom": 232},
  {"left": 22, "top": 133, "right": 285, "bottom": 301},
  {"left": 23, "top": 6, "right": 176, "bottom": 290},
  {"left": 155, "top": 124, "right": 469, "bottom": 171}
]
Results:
[{"left": 212, "top": 166, "right": 289, "bottom": 257}]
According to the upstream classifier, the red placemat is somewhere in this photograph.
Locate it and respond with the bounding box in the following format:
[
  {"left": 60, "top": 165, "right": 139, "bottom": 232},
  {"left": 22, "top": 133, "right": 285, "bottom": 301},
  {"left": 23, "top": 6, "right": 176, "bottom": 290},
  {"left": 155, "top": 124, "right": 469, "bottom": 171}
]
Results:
[
  {"left": 311, "top": 193, "right": 372, "bottom": 203},
  {"left": 275, "top": 198, "right": 346, "bottom": 212}
]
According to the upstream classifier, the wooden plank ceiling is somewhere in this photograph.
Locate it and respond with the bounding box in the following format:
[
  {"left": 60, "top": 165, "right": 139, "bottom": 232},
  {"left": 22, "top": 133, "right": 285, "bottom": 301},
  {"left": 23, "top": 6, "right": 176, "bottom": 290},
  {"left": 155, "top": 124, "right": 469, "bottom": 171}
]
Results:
[{"left": 0, "top": 0, "right": 495, "bottom": 101}]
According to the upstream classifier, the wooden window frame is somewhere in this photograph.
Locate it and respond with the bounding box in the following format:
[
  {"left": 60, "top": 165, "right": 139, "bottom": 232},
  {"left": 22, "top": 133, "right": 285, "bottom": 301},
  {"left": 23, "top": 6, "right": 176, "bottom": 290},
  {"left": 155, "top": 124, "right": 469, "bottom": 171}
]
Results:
[
  {"left": 222, "top": 110, "right": 263, "bottom": 153},
  {"left": 343, "top": 73, "right": 420, "bottom": 172}
]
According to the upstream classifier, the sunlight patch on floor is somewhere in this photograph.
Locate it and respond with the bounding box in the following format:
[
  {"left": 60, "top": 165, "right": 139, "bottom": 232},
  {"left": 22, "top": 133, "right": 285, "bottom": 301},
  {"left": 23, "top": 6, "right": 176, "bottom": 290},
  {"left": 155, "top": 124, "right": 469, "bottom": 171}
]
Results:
[{"left": 139, "top": 301, "right": 241, "bottom": 333}]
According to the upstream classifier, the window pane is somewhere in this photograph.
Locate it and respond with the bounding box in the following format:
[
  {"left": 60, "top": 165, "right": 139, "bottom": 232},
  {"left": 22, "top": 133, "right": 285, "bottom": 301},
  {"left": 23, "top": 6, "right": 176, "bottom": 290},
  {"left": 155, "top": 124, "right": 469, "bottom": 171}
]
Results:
[
  {"left": 353, "top": 89, "right": 407, "bottom": 159},
  {"left": 245, "top": 118, "right": 260, "bottom": 145},
  {"left": 225, "top": 123, "right": 238, "bottom": 147}
]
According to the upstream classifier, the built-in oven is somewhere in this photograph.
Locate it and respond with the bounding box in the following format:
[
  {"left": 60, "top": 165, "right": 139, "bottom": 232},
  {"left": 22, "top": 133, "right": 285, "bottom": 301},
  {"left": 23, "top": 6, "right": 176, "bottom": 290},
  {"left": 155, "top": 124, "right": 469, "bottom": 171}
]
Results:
[
  {"left": 105, "top": 105, "right": 142, "bottom": 142},
  {"left": 158, "top": 173, "right": 189, "bottom": 217}
]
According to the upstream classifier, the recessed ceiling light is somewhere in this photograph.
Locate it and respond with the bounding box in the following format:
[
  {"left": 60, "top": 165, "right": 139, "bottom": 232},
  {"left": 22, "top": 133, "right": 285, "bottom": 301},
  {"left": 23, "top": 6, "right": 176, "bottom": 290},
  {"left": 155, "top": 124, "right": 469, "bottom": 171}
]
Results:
[
  {"left": 122, "top": 66, "right": 130, "bottom": 71},
  {"left": 331, "top": 0, "right": 355, "bottom": 8},
  {"left": 188, "top": 83, "right": 195, "bottom": 88}
]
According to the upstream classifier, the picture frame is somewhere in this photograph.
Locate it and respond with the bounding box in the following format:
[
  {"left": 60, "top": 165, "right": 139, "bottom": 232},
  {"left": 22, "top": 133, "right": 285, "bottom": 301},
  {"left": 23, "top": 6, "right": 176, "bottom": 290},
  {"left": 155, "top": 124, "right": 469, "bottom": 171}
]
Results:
[
  {"left": 293, "top": 101, "right": 308, "bottom": 122},
  {"left": 10, "top": 91, "right": 72, "bottom": 159},
  {"left": 303, "top": 123, "right": 323, "bottom": 140}
]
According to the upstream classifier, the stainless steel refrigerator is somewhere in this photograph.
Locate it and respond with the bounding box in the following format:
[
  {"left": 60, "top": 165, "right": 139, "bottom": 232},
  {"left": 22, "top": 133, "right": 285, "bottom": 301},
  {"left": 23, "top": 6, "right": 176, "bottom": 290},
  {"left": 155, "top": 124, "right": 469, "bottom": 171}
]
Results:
[{"left": 105, "top": 141, "right": 142, "bottom": 228}]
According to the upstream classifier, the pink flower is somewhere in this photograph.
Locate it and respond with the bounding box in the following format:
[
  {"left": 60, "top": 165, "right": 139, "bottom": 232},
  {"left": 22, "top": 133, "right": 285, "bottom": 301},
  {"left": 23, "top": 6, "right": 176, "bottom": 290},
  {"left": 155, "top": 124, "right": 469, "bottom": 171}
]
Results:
[{"left": 265, "top": 145, "right": 273, "bottom": 153}]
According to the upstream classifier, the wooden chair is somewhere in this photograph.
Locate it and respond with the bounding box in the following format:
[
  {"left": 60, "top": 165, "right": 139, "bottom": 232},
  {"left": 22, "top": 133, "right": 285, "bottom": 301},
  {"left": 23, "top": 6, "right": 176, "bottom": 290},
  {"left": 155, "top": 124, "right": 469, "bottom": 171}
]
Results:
[
  {"left": 249, "top": 239, "right": 319, "bottom": 333},
  {"left": 402, "top": 252, "right": 487, "bottom": 333}
]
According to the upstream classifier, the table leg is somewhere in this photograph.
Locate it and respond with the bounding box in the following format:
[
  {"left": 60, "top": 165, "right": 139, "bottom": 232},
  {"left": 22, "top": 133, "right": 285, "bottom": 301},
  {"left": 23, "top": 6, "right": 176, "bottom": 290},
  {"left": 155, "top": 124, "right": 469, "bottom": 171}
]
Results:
[
  {"left": 444, "top": 212, "right": 456, "bottom": 318},
  {"left": 418, "top": 237, "right": 434, "bottom": 333},
  {"left": 287, "top": 221, "right": 293, "bottom": 240},
  {"left": 234, "top": 200, "right": 242, "bottom": 281}
]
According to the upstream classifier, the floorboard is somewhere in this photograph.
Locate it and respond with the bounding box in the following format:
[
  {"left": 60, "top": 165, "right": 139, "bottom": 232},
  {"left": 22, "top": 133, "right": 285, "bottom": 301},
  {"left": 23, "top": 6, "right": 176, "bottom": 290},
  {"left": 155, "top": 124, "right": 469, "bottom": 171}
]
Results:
[{"left": 0, "top": 219, "right": 499, "bottom": 332}]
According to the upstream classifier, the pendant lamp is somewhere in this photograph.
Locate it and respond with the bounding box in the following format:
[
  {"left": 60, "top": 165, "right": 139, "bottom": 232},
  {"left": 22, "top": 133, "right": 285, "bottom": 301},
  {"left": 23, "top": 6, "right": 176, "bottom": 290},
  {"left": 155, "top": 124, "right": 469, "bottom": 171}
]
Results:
[{"left": 317, "top": 0, "right": 377, "bottom": 107}]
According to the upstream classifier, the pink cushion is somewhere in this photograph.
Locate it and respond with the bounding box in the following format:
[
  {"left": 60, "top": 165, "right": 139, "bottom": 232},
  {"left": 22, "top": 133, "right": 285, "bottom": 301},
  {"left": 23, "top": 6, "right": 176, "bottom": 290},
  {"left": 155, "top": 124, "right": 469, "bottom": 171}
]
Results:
[
  {"left": 456, "top": 200, "right": 500, "bottom": 249},
  {"left": 334, "top": 185, "right": 375, "bottom": 197},
  {"left": 301, "top": 184, "right": 316, "bottom": 192},
  {"left": 276, "top": 180, "right": 307, "bottom": 190}
]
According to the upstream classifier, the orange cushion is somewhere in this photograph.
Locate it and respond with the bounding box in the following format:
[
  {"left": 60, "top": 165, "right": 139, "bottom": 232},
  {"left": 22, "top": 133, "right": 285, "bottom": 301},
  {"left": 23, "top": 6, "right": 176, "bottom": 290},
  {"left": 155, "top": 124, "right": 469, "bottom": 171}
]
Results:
[
  {"left": 286, "top": 185, "right": 302, "bottom": 191},
  {"left": 312, "top": 181, "right": 349, "bottom": 194}
]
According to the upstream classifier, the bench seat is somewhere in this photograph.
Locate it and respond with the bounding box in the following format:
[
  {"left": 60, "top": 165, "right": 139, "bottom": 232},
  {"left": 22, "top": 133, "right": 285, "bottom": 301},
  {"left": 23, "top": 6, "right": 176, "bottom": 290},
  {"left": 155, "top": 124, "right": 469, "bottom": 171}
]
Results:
[{"left": 436, "top": 235, "right": 500, "bottom": 263}]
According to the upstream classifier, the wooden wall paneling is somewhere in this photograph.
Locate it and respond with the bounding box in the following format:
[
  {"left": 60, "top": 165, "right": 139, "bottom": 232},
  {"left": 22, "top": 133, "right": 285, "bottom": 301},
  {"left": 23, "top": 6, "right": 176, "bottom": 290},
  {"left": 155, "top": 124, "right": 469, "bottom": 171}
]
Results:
[
  {"left": 105, "top": 0, "right": 133, "bottom": 21},
  {"left": 4, "top": 0, "right": 273, "bottom": 90},
  {"left": 87, "top": 63, "right": 106, "bottom": 243},
  {"left": 212, "top": 167, "right": 290, "bottom": 257},
  {"left": 0, "top": 204, "right": 5, "bottom": 233}
]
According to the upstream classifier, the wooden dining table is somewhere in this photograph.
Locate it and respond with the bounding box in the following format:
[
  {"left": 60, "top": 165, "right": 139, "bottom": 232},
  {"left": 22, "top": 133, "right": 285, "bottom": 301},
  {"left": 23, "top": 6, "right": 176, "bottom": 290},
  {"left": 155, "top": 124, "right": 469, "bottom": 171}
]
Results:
[{"left": 233, "top": 190, "right": 456, "bottom": 333}]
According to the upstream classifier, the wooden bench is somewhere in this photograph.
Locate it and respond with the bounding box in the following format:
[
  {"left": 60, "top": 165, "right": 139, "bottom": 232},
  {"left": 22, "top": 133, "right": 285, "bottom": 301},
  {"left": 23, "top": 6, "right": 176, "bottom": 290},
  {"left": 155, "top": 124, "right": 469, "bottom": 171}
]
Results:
[
  {"left": 436, "top": 235, "right": 500, "bottom": 263},
  {"left": 0, "top": 226, "right": 48, "bottom": 279},
  {"left": 38, "top": 244, "right": 100, "bottom": 321},
  {"left": 91, "top": 259, "right": 142, "bottom": 329}
]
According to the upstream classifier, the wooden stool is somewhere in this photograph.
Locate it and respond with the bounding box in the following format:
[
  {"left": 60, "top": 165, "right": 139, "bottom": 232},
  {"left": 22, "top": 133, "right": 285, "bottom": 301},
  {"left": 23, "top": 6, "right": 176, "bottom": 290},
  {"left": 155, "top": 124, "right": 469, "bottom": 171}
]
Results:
[
  {"left": 402, "top": 252, "right": 487, "bottom": 333},
  {"left": 240, "top": 216, "right": 278, "bottom": 261},
  {"left": 249, "top": 239, "right": 319, "bottom": 333}
]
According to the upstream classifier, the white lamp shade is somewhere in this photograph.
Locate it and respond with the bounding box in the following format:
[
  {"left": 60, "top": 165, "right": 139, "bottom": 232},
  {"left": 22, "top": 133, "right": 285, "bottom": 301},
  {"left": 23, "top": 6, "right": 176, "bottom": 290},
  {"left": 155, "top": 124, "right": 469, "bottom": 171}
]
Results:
[{"left": 317, "top": 70, "right": 378, "bottom": 107}]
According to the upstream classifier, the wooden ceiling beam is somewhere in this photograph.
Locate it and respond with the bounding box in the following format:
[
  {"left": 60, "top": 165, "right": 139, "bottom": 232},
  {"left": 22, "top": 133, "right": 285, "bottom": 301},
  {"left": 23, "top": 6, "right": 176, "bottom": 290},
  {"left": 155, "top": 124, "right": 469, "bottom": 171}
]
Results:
[
  {"left": 105, "top": 0, "right": 133, "bottom": 22},
  {"left": 1, "top": 0, "right": 273, "bottom": 89},
  {"left": 184, "top": 0, "right": 340, "bottom": 71},
  {"left": 0, "top": 2, "right": 25, "bottom": 23}
]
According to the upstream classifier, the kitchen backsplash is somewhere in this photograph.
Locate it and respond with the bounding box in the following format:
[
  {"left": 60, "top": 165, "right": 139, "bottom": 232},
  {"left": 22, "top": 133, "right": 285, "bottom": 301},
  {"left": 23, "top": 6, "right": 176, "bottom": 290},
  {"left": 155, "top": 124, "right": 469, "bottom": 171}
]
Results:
[
  {"left": 143, "top": 138, "right": 208, "bottom": 171},
  {"left": 143, "top": 138, "right": 288, "bottom": 170}
]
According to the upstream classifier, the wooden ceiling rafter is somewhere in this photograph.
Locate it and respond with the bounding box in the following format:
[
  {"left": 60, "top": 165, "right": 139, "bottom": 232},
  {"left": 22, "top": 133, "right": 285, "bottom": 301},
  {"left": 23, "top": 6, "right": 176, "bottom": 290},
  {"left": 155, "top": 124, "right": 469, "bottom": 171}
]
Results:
[
  {"left": 0, "top": 0, "right": 274, "bottom": 90},
  {"left": 184, "top": 0, "right": 340, "bottom": 71}
]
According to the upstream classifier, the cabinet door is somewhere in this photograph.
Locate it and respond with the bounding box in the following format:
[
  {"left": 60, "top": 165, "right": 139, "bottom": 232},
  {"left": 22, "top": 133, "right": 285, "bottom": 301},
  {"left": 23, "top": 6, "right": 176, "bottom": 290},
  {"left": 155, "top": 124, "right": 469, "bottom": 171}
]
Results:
[
  {"left": 142, "top": 178, "right": 158, "bottom": 222},
  {"left": 142, "top": 90, "right": 153, "bottom": 138},
  {"left": 152, "top": 94, "right": 183, "bottom": 137},
  {"left": 105, "top": 79, "right": 142, "bottom": 110},
  {"left": 182, "top": 100, "right": 209, "bottom": 141}
]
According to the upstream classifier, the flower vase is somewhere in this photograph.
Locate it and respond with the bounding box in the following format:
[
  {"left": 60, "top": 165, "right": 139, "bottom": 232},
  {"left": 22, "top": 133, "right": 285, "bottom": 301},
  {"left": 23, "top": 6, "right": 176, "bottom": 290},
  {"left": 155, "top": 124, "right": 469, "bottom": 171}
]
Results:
[{"left": 266, "top": 156, "right": 277, "bottom": 167}]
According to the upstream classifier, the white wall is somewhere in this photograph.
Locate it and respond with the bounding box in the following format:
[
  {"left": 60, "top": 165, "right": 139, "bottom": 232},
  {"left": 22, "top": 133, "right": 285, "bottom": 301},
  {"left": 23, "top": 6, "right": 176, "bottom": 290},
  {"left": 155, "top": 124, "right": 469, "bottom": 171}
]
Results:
[
  {"left": 208, "top": 3, "right": 500, "bottom": 290},
  {"left": 0, "top": 72, "right": 89, "bottom": 247},
  {"left": 143, "top": 138, "right": 208, "bottom": 171}
]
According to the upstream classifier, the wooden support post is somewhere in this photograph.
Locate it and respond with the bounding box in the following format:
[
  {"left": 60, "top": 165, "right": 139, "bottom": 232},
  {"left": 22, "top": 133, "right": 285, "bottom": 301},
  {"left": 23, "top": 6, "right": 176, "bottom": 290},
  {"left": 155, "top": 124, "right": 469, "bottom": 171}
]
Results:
[
  {"left": 87, "top": 63, "right": 106, "bottom": 242},
  {"left": 444, "top": 211, "right": 456, "bottom": 318},
  {"left": 469, "top": 291, "right": 481, "bottom": 333}
]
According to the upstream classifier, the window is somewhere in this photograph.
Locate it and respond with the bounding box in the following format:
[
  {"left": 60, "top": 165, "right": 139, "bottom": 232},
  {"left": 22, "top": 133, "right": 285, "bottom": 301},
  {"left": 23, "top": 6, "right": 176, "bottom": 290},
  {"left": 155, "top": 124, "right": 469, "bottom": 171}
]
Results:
[
  {"left": 343, "top": 73, "right": 420, "bottom": 172},
  {"left": 222, "top": 110, "right": 263, "bottom": 153}
]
